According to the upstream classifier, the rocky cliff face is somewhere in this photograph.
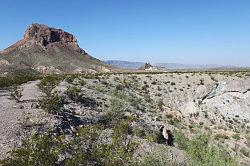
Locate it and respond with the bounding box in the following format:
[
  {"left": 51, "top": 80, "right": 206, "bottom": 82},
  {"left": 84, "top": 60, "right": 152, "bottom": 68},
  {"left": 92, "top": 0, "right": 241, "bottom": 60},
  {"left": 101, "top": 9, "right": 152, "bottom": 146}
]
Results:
[
  {"left": 2, "top": 24, "right": 82, "bottom": 54},
  {"left": 0, "top": 23, "right": 111, "bottom": 74},
  {"left": 24, "top": 24, "right": 77, "bottom": 45}
]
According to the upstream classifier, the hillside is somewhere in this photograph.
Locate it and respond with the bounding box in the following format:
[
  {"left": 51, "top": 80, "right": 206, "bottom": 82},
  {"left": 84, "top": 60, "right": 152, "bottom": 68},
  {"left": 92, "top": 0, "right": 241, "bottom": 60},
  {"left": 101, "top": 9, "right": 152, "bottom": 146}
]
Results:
[
  {"left": 0, "top": 24, "right": 111, "bottom": 75},
  {"left": 0, "top": 71, "right": 249, "bottom": 165}
]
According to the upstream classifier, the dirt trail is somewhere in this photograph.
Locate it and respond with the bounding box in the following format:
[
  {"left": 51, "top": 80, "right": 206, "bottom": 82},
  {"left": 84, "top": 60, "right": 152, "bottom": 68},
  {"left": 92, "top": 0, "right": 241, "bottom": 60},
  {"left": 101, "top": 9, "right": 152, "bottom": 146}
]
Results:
[
  {"left": 20, "top": 80, "right": 45, "bottom": 102},
  {"left": 0, "top": 80, "right": 55, "bottom": 159},
  {"left": 0, "top": 88, "right": 22, "bottom": 159}
]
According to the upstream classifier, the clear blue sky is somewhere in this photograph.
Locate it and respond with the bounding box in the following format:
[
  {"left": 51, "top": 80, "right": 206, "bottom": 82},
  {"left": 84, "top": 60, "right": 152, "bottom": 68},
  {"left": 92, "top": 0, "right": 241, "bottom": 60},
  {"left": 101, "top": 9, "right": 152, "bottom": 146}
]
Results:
[{"left": 0, "top": 0, "right": 250, "bottom": 66}]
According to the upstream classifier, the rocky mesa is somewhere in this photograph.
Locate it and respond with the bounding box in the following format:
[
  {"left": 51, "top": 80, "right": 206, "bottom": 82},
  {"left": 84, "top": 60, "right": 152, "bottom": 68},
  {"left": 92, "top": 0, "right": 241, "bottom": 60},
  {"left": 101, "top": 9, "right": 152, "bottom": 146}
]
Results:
[{"left": 0, "top": 23, "right": 111, "bottom": 74}]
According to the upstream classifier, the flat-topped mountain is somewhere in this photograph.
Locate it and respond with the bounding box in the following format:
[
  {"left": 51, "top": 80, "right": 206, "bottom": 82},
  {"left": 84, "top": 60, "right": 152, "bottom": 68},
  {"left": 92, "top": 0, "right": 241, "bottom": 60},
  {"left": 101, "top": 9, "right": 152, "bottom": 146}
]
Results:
[{"left": 0, "top": 23, "right": 111, "bottom": 74}]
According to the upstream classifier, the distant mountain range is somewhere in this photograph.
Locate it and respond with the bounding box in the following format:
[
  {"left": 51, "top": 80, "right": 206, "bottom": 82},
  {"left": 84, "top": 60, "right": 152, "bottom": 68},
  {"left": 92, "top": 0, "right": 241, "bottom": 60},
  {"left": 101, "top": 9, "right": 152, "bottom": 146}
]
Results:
[{"left": 105, "top": 60, "right": 241, "bottom": 70}]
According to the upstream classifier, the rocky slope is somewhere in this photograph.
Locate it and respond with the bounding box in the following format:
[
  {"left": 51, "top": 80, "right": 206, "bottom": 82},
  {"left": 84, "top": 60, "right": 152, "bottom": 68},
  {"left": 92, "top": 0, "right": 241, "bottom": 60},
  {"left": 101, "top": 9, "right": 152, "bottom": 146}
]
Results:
[
  {"left": 0, "top": 23, "right": 111, "bottom": 74},
  {"left": 0, "top": 71, "right": 249, "bottom": 165}
]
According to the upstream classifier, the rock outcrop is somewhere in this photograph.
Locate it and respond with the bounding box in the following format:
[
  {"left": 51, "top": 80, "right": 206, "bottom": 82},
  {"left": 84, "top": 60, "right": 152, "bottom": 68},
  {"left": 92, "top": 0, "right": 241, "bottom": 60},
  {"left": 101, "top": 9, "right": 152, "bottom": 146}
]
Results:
[
  {"left": 138, "top": 63, "right": 156, "bottom": 70},
  {"left": 2, "top": 24, "right": 82, "bottom": 54},
  {"left": 0, "top": 23, "right": 111, "bottom": 74}
]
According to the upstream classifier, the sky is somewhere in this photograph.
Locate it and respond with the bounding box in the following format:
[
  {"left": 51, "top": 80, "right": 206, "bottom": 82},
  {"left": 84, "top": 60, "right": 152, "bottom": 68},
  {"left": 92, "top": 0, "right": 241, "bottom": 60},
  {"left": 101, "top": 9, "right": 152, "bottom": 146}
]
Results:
[{"left": 0, "top": 0, "right": 250, "bottom": 66}]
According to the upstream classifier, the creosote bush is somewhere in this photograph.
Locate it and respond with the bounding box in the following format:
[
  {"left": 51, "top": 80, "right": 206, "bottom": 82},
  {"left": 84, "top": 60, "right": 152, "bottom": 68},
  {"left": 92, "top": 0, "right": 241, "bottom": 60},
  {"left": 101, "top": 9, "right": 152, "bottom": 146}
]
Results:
[
  {"left": 38, "top": 75, "right": 63, "bottom": 95},
  {"left": 0, "top": 132, "right": 64, "bottom": 166},
  {"left": 0, "top": 118, "right": 138, "bottom": 166},
  {"left": 65, "top": 86, "right": 81, "bottom": 101},
  {"left": 130, "top": 146, "right": 177, "bottom": 166},
  {"left": 39, "top": 93, "right": 64, "bottom": 115}
]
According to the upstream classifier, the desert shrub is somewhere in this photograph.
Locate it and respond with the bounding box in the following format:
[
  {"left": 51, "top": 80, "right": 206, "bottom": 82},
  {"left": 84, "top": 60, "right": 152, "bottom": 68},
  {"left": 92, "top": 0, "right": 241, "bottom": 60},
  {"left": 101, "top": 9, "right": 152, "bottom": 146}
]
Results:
[
  {"left": 64, "top": 124, "right": 102, "bottom": 165},
  {"left": 167, "top": 117, "right": 181, "bottom": 127},
  {"left": 115, "top": 84, "right": 124, "bottom": 91},
  {"left": 157, "top": 100, "right": 164, "bottom": 110},
  {"left": 170, "top": 82, "right": 176, "bottom": 86},
  {"left": 155, "top": 93, "right": 162, "bottom": 97},
  {"left": 40, "top": 93, "right": 64, "bottom": 115},
  {"left": 246, "top": 136, "right": 250, "bottom": 148},
  {"left": 131, "top": 75, "right": 138, "bottom": 81},
  {"left": 214, "top": 133, "right": 229, "bottom": 140},
  {"left": 114, "top": 90, "right": 143, "bottom": 110},
  {"left": 10, "top": 86, "right": 23, "bottom": 103},
  {"left": 146, "top": 132, "right": 159, "bottom": 143},
  {"left": 0, "top": 69, "right": 40, "bottom": 88},
  {"left": 128, "top": 95, "right": 143, "bottom": 110},
  {"left": 38, "top": 75, "right": 63, "bottom": 95},
  {"left": 142, "top": 84, "right": 149, "bottom": 91},
  {"left": 1, "top": 118, "right": 138, "bottom": 166},
  {"left": 174, "top": 130, "right": 189, "bottom": 150},
  {"left": 232, "top": 134, "right": 241, "bottom": 140},
  {"left": 98, "top": 118, "right": 138, "bottom": 165},
  {"left": 78, "top": 79, "right": 86, "bottom": 86},
  {"left": 64, "top": 75, "right": 75, "bottom": 83},
  {"left": 98, "top": 98, "right": 127, "bottom": 126},
  {"left": 0, "top": 132, "right": 64, "bottom": 166},
  {"left": 199, "top": 79, "right": 205, "bottom": 85},
  {"left": 66, "top": 117, "right": 138, "bottom": 165},
  {"left": 151, "top": 81, "right": 157, "bottom": 85},
  {"left": 240, "top": 147, "right": 249, "bottom": 157},
  {"left": 144, "top": 94, "right": 152, "bottom": 103},
  {"left": 133, "top": 128, "right": 146, "bottom": 138},
  {"left": 186, "top": 134, "right": 237, "bottom": 166},
  {"left": 210, "top": 76, "right": 218, "bottom": 82},
  {"left": 130, "top": 146, "right": 177, "bottom": 166},
  {"left": 114, "top": 76, "right": 120, "bottom": 82},
  {"left": 157, "top": 86, "right": 162, "bottom": 91},
  {"left": 65, "top": 86, "right": 81, "bottom": 101}
]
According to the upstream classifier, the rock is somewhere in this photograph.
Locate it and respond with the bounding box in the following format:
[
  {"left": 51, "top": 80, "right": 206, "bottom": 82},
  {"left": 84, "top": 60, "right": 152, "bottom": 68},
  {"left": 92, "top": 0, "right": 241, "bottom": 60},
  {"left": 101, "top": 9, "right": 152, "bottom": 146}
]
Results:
[
  {"left": 0, "top": 23, "right": 112, "bottom": 74},
  {"left": 138, "top": 63, "right": 154, "bottom": 70},
  {"left": 24, "top": 23, "right": 77, "bottom": 46}
]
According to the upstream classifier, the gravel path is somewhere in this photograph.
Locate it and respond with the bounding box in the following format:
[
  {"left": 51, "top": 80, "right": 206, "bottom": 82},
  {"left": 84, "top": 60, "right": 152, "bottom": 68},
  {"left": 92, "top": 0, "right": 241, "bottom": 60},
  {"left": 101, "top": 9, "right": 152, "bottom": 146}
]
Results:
[
  {"left": 0, "top": 89, "right": 24, "bottom": 159},
  {"left": 0, "top": 81, "right": 56, "bottom": 159}
]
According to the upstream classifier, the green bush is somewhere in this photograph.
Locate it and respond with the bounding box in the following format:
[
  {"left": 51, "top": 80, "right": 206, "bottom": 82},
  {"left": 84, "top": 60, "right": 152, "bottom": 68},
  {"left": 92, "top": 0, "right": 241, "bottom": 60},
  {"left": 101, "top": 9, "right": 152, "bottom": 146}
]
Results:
[
  {"left": 0, "top": 118, "right": 138, "bottom": 166},
  {"left": 214, "top": 133, "right": 229, "bottom": 140},
  {"left": 38, "top": 75, "right": 63, "bottom": 95},
  {"left": 146, "top": 132, "right": 159, "bottom": 143},
  {"left": 64, "top": 75, "right": 75, "bottom": 84},
  {"left": 174, "top": 130, "right": 189, "bottom": 150},
  {"left": 65, "top": 86, "right": 81, "bottom": 101},
  {"left": 129, "top": 146, "right": 178, "bottom": 166},
  {"left": 130, "top": 146, "right": 177, "bottom": 166},
  {"left": 99, "top": 98, "right": 127, "bottom": 126},
  {"left": 186, "top": 134, "right": 237, "bottom": 166},
  {"left": 157, "top": 100, "right": 164, "bottom": 110},
  {"left": 0, "top": 133, "right": 64, "bottom": 166},
  {"left": 115, "top": 84, "right": 124, "bottom": 91},
  {"left": 0, "top": 69, "right": 40, "bottom": 88},
  {"left": 232, "top": 134, "right": 241, "bottom": 141},
  {"left": 40, "top": 93, "right": 64, "bottom": 115}
]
